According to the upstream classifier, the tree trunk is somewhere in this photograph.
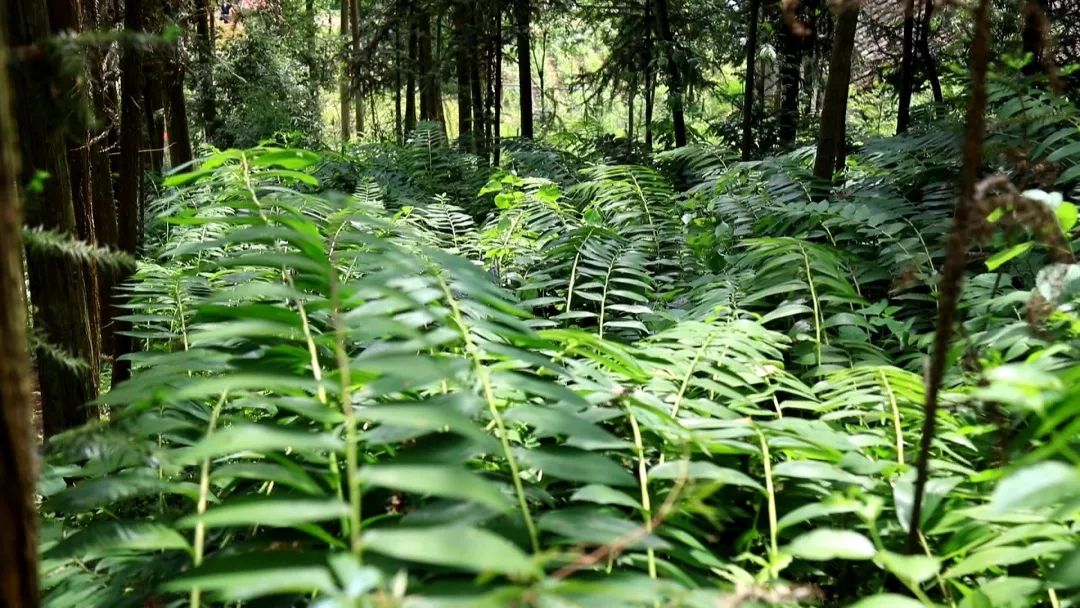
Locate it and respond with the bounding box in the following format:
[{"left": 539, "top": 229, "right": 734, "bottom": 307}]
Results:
[
  {"left": 339, "top": 0, "right": 352, "bottom": 142},
  {"left": 165, "top": 65, "right": 193, "bottom": 168},
  {"left": 417, "top": 6, "right": 438, "bottom": 122},
  {"left": 86, "top": 0, "right": 119, "bottom": 359},
  {"left": 112, "top": 0, "right": 146, "bottom": 385},
  {"left": 349, "top": 0, "right": 364, "bottom": 135},
  {"left": 651, "top": 0, "right": 686, "bottom": 148},
  {"left": 395, "top": 25, "right": 404, "bottom": 144},
  {"left": 741, "top": 0, "right": 761, "bottom": 160},
  {"left": 194, "top": 0, "right": 219, "bottom": 144},
  {"left": 470, "top": 41, "right": 486, "bottom": 157},
  {"left": 897, "top": 0, "right": 916, "bottom": 133},
  {"left": 778, "top": 15, "right": 801, "bottom": 147},
  {"left": 454, "top": 2, "right": 473, "bottom": 150},
  {"left": 514, "top": 0, "right": 533, "bottom": 138},
  {"left": 0, "top": 13, "right": 40, "bottom": 604},
  {"left": 406, "top": 21, "right": 418, "bottom": 134},
  {"left": 812, "top": 3, "right": 859, "bottom": 180},
  {"left": 1021, "top": 0, "right": 1049, "bottom": 77},
  {"left": 643, "top": 0, "right": 655, "bottom": 152},
  {"left": 8, "top": 0, "right": 98, "bottom": 433},
  {"left": 918, "top": 0, "right": 943, "bottom": 103},
  {"left": 493, "top": 3, "right": 504, "bottom": 164}
]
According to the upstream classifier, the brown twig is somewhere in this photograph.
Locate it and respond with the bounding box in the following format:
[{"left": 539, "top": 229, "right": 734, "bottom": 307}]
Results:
[{"left": 905, "top": 0, "right": 992, "bottom": 554}]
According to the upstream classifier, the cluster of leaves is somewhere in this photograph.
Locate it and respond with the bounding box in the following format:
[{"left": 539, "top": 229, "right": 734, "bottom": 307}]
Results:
[{"left": 37, "top": 84, "right": 1080, "bottom": 608}]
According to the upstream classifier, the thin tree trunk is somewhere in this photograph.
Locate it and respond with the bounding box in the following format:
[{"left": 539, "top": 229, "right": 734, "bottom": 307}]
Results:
[
  {"left": 514, "top": 0, "right": 533, "bottom": 138},
  {"left": 741, "top": 0, "right": 761, "bottom": 160},
  {"left": 0, "top": 12, "right": 39, "bottom": 603},
  {"left": 339, "top": 0, "right": 352, "bottom": 142},
  {"left": 194, "top": 0, "right": 219, "bottom": 144},
  {"left": 652, "top": 0, "right": 686, "bottom": 147},
  {"left": 350, "top": 0, "right": 364, "bottom": 135},
  {"left": 812, "top": 3, "right": 859, "bottom": 180},
  {"left": 112, "top": 0, "right": 146, "bottom": 385},
  {"left": 470, "top": 41, "right": 486, "bottom": 157},
  {"left": 643, "top": 0, "right": 655, "bottom": 152},
  {"left": 918, "top": 0, "right": 943, "bottom": 103},
  {"left": 454, "top": 2, "right": 473, "bottom": 150},
  {"left": 8, "top": 0, "right": 98, "bottom": 431},
  {"left": 493, "top": 6, "right": 503, "bottom": 164},
  {"left": 897, "top": 0, "right": 916, "bottom": 133},
  {"left": 778, "top": 15, "right": 801, "bottom": 147},
  {"left": 406, "top": 21, "right": 418, "bottom": 133},
  {"left": 417, "top": 6, "right": 438, "bottom": 121},
  {"left": 395, "top": 26, "right": 404, "bottom": 144},
  {"left": 165, "top": 67, "right": 193, "bottom": 168},
  {"left": 1021, "top": 0, "right": 1049, "bottom": 77},
  {"left": 87, "top": 0, "right": 119, "bottom": 359}
]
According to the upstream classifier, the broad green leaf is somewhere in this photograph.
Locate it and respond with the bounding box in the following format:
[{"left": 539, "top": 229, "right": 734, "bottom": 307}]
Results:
[
  {"left": 985, "top": 242, "right": 1034, "bottom": 271},
  {"left": 360, "top": 464, "right": 511, "bottom": 512},
  {"left": 989, "top": 461, "right": 1080, "bottom": 513},
  {"left": 362, "top": 525, "right": 536, "bottom": 576},
  {"left": 45, "top": 522, "right": 191, "bottom": 559},
  {"left": 772, "top": 460, "right": 872, "bottom": 488},
  {"left": 570, "top": 484, "right": 642, "bottom": 509},
  {"left": 648, "top": 461, "right": 764, "bottom": 492},
  {"left": 515, "top": 446, "right": 636, "bottom": 487},
  {"left": 876, "top": 550, "right": 940, "bottom": 584},
  {"left": 945, "top": 541, "right": 1073, "bottom": 578},
  {"left": 785, "top": 529, "right": 876, "bottom": 561},
  {"left": 847, "top": 594, "right": 925, "bottom": 608},
  {"left": 46, "top": 472, "right": 201, "bottom": 512},
  {"left": 504, "top": 405, "right": 629, "bottom": 450},
  {"left": 178, "top": 498, "right": 348, "bottom": 528},
  {"left": 179, "top": 425, "right": 343, "bottom": 463},
  {"left": 162, "top": 552, "right": 337, "bottom": 599},
  {"left": 538, "top": 508, "right": 669, "bottom": 549}
]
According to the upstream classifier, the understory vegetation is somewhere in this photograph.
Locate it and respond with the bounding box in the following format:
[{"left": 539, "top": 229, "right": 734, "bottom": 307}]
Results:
[{"left": 33, "top": 78, "right": 1080, "bottom": 607}]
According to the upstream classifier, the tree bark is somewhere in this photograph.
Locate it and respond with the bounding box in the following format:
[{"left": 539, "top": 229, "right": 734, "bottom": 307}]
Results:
[
  {"left": 651, "top": 0, "right": 686, "bottom": 147},
  {"left": 917, "top": 0, "right": 943, "bottom": 103},
  {"left": 0, "top": 11, "right": 41, "bottom": 606},
  {"left": 454, "top": 1, "right": 473, "bottom": 150},
  {"left": 812, "top": 3, "right": 859, "bottom": 180},
  {"left": 165, "top": 65, "right": 193, "bottom": 168},
  {"left": 741, "top": 0, "right": 761, "bottom": 160},
  {"left": 349, "top": 0, "right": 364, "bottom": 134},
  {"left": 493, "top": 2, "right": 503, "bottom": 164},
  {"left": 897, "top": 0, "right": 916, "bottom": 133},
  {"left": 194, "top": 0, "right": 220, "bottom": 144},
  {"left": 112, "top": 0, "right": 146, "bottom": 385},
  {"left": 514, "top": 0, "right": 533, "bottom": 138},
  {"left": 643, "top": 0, "right": 655, "bottom": 151},
  {"left": 778, "top": 14, "right": 801, "bottom": 147},
  {"left": 405, "top": 20, "right": 418, "bottom": 133},
  {"left": 1021, "top": 0, "right": 1049, "bottom": 77},
  {"left": 417, "top": 5, "right": 438, "bottom": 122},
  {"left": 339, "top": 0, "right": 352, "bottom": 142},
  {"left": 395, "top": 25, "right": 404, "bottom": 144},
  {"left": 8, "top": 0, "right": 98, "bottom": 432},
  {"left": 470, "top": 42, "right": 486, "bottom": 157}
]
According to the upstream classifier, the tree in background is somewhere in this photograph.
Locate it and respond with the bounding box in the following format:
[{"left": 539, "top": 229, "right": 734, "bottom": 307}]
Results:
[
  {"left": 741, "top": 0, "right": 761, "bottom": 159},
  {"left": 813, "top": 0, "right": 859, "bottom": 180},
  {"left": 515, "top": 0, "right": 534, "bottom": 138},
  {"left": 6, "top": 0, "right": 98, "bottom": 432},
  {"left": 0, "top": 6, "right": 40, "bottom": 605}
]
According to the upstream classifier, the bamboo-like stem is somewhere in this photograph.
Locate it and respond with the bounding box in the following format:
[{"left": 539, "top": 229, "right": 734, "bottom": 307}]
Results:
[
  {"left": 190, "top": 390, "right": 229, "bottom": 608},
  {"left": 626, "top": 406, "right": 657, "bottom": 578}
]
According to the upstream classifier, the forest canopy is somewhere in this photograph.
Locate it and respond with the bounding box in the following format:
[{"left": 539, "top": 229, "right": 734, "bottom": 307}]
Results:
[{"left": 2, "top": 0, "right": 1080, "bottom": 607}]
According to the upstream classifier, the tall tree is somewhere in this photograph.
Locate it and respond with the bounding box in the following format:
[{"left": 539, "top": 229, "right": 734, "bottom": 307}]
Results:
[
  {"left": 651, "top": 0, "right": 687, "bottom": 147},
  {"left": 896, "top": 0, "right": 916, "bottom": 133},
  {"left": 741, "top": 0, "right": 761, "bottom": 160},
  {"left": 514, "top": 0, "right": 533, "bottom": 138},
  {"left": 340, "top": 0, "right": 352, "bottom": 142},
  {"left": 778, "top": 12, "right": 802, "bottom": 147},
  {"left": 193, "top": 0, "right": 220, "bottom": 143},
  {"left": 643, "top": 0, "right": 655, "bottom": 151},
  {"left": 1021, "top": 0, "right": 1049, "bottom": 77},
  {"left": 812, "top": 1, "right": 859, "bottom": 180},
  {"left": 405, "top": 21, "right": 418, "bottom": 133},
  {"left": 417, "top": 4, "right": 439, "bottom": 121},
  {"left": 454, "top": 0, "right": 473, "bottom": 149},
  {"left": 165, "top": 0, "right": 193, "bottom": 167},
  {"left": 113, "top": 0, "right": 146, "bottom": 384},
  {"left": 917, "top": 0, "right": 943, "bottom": 103},
  {"left": 0, "top": 10, "right": 40, "bottom": 606},
  {"left": 349, "top": 0, "right": 365, "bottom": 134},
  {"left": 7, "top": 0, "right": 98, "bottom": 432}
]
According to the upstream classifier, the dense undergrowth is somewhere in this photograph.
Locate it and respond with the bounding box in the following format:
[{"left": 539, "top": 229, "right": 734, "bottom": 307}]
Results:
[{"left": 37, "top": 82, "right": 1080, "bottom": 608}]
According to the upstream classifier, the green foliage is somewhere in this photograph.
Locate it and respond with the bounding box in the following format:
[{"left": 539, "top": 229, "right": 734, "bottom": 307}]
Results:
[{"left": 38, "top": 85, "right": 1080, "bottom": 608}]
